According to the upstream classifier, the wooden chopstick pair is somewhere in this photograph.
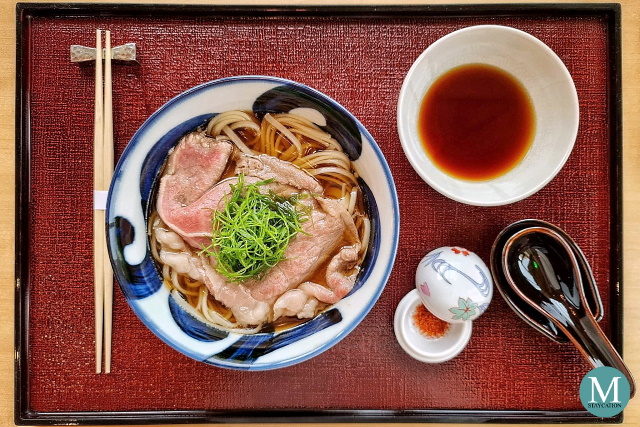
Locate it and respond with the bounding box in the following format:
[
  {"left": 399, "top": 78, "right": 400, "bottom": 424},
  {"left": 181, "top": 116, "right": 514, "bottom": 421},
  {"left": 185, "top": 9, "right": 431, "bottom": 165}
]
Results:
[{"left": 93, "top": 29, "right": 114, "bottom": 374}]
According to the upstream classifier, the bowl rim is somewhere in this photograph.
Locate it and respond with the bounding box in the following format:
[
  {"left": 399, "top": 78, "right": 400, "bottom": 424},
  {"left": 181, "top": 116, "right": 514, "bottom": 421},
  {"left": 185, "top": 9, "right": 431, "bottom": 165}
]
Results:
[
  {"left": 396, "top": 24, "right": 580, "bottom": 206},
  {"left": 106, "top": 75, "right": 400, "bottom": 370}
]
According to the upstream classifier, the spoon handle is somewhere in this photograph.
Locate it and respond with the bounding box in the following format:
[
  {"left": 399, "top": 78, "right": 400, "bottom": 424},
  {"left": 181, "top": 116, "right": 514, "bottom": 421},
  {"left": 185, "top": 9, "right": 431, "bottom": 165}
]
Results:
[{"left": 567, "top": 310, "right": 635, "bottom": 398}]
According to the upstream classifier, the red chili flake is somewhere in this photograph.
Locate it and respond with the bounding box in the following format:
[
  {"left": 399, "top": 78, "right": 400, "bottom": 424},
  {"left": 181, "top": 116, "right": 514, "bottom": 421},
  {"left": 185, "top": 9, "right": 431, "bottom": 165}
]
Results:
[{"left": 412, "top": 304, "right": 450, "bottom": 338}]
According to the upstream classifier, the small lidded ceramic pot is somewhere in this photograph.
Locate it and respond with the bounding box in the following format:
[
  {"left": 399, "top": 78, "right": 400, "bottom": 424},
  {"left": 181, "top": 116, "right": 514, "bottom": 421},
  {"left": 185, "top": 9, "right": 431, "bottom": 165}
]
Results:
[{"left": 416, "top": 246, "right": 493, "bottom": 323}]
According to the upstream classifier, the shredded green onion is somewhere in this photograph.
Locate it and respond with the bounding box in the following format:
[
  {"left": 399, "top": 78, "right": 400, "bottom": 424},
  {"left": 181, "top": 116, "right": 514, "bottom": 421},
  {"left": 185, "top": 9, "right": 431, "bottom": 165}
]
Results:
[{"left": 200, "top": 174, "right": 308, "bottom": 282}]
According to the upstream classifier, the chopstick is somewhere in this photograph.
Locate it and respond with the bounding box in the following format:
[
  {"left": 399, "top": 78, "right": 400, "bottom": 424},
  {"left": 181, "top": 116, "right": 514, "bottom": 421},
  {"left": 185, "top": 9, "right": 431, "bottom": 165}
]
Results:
[
  {"left": 93, "top": 29, "right": 114, "bottom": 374},
  {"left": 102, "top": 30, "right": 114, "bottom": 374},
  {"left": 93, "top": 29, "right": 104, "bottom": 374}
]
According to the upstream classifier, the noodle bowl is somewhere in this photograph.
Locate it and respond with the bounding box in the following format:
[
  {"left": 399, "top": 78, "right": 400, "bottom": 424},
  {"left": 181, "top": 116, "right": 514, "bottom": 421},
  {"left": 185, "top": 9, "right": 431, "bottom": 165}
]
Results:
[
  {"left": 149, "top": 110, "right": 370, "bottom": 333},
  {"left": 107, "top": 76, "right": 398, "bottom": 369}
]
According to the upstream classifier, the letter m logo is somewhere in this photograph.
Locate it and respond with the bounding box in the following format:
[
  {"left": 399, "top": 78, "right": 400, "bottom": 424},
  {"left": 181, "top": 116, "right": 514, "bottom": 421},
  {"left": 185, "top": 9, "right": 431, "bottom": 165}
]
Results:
[{"left": 589, "top": 376, "right": 621, "bottom": 403}]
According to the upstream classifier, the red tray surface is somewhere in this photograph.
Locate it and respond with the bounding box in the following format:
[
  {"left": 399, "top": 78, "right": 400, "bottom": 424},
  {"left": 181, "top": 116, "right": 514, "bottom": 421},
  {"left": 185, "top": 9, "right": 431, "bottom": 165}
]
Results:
[{"left": 23, "top": 11, "right": 614, "bottom": 414}]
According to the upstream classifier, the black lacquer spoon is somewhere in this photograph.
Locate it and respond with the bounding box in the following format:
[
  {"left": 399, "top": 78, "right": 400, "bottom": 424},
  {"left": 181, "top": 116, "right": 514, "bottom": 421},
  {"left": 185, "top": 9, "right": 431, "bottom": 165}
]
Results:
[
  {"left": 503, "top": 227, "right": 635, "bottom": 397},
  {"left": 491, "top": 219, "right": 603, "bottom": 343}
]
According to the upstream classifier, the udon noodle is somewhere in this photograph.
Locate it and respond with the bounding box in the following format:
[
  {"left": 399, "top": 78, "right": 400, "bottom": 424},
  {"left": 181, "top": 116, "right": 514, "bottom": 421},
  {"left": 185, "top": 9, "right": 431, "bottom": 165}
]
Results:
[{"left": 149, "top": 110, "right": 370, "bottom": 333}]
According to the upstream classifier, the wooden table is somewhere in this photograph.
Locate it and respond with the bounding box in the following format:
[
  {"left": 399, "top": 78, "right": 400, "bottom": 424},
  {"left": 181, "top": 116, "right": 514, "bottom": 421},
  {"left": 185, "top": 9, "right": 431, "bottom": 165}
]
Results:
[{"left": 2, "top": 0, "right": 639, "bottom": 425}]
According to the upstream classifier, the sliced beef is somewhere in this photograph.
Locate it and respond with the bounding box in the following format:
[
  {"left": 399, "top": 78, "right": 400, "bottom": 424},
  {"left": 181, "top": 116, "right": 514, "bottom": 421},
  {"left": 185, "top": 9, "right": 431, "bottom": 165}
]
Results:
[
  {"left": 155, "top": 134, "right": 363, "bottom": 326},
  {"left": 153, "top": 227, "right": 271, "bottom": 327},
  {"left": 271, "top": 242, "right": 361, "bottom": 316},
  {"left": 160, "top": 132, "right": 233, "bottom": 205},
  {"left": 156, "top": 132, "right": 233, "bottom": 248},
  {"left": 235, "top": 153, "right": 323, "bottom": 194},
  {"left": 299, "top": 243, "right": 361, "bottom": 304},
  {"left": 158, "top": 177, "right": 235, "bottom": 248},
  {"left": 199, "top": 255, "right": 271, "bottom": 326},
  {"left": 248, "top": 197, "right": 359, "bottom": 302},
  {"left": 155, "top": 228, "right": 204, "bottom": 281},
  {"left": 273, "top": 289, "right": 319, "bottom": 320},
  {"left": 156, "top": 135, "right": 325, "bottom": 249}
]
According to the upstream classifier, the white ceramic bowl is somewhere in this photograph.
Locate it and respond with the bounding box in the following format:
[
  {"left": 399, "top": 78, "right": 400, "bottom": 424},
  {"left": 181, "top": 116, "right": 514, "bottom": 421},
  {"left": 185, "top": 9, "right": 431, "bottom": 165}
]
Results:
[
  {"left": 397, "top": 25, "right": 579, "bottom": 206},
  {"left": 106, "top": 76, "right": 399, "bottom": 370},
  {"left": 394, "top": 290, "right": 472, "bottom": 363}
]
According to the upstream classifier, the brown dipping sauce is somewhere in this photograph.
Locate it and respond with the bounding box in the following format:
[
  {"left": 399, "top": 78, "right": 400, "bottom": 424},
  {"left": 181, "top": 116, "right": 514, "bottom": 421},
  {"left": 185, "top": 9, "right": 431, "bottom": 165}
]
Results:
[{"left": 418, "top": 63, "right": 535, "bottom": 181}]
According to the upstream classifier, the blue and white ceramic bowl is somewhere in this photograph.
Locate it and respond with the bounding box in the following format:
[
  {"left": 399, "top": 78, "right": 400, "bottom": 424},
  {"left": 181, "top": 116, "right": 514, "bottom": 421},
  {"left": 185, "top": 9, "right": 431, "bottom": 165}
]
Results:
[{"left": 106, "top": 76, "right": 399, "bottom": 370}]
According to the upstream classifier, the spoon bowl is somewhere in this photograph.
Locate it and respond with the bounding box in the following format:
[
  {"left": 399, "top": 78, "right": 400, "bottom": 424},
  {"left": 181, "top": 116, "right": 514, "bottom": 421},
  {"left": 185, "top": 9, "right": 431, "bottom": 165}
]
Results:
[
  {"left": 491, "top": 219, "right": 603, "bottom": 342},
  {"left": 503, "top": 226, "right": 635, "bottom": 397}
]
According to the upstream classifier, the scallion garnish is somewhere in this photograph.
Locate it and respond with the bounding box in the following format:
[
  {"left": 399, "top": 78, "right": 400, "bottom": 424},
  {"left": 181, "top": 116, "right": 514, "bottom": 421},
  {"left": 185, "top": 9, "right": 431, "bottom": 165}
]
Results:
[{"left": 200, "top": 174, "right": 308, "bottom": 282}]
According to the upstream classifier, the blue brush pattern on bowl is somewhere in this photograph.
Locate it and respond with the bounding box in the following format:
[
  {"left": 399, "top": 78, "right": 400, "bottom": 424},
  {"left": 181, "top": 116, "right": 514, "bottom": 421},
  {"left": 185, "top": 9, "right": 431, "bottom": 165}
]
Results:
[
  {"left": 106, "top": 76, "right": 399, "bottom": 370},
  {"left": 253, "top": 85, "right": 362, "bottom": 159}
]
